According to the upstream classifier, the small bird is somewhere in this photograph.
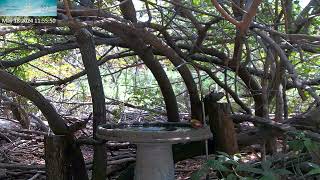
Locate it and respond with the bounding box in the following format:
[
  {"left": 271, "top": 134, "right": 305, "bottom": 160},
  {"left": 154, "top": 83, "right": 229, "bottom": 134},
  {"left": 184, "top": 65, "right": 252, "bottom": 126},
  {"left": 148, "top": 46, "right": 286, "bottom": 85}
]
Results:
[{"left": 190, "top": 119, "right": 203, "bottom": 128}]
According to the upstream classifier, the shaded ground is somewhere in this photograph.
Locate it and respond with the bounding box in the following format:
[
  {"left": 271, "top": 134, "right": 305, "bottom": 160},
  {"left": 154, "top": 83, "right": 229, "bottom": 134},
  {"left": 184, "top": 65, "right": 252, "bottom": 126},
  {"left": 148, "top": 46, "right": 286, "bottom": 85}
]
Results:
[{"left": 0, "top": 117, "right": 214, "bottom": 180}]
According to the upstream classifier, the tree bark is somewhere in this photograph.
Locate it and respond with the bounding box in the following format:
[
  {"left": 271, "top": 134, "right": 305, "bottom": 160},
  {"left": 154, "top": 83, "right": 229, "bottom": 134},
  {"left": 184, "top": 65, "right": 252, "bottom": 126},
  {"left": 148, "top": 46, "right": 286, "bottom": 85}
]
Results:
[
  {"left": 205, "top": 102, "right": 239, "bottom": 154},
  {"left": 119, "top": 0, "right": 137, "bottom": 23},
  {"left": 99, "top": 25, "right": 180, "bottom": 122},
  {"left": 75, "top": 28, "right": 107, "bottom": 180},
  {"left": 45, "top": 135, "right": 71, "bottom": 180},
  {"left": 0, "top": 70, "right": 89, "bottom": 180}
]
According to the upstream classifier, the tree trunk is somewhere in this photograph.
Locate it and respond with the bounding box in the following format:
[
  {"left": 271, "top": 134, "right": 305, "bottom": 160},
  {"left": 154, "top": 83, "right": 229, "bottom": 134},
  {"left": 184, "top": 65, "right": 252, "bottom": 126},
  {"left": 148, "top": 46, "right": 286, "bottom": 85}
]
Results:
[
  {"left": 45, "top": 135, "right": 71, "bottom": 180},
  {"left": 117, "top": 2, "right": 181, "bottom": 121},
  {"left": 131, "top": 43, "right": 180, "bottom": 122},
  {"left": 75, "top": 28, "right": 107, "bottom": 180},
  {"left": 206, "top": 102, "right": 239, "bottom": 154},
  {"left": 100, "top": 28, "right": 180, "bottom": 121},
  {"left": 0, "top": 70, "right": 89, "bottom": 180}
]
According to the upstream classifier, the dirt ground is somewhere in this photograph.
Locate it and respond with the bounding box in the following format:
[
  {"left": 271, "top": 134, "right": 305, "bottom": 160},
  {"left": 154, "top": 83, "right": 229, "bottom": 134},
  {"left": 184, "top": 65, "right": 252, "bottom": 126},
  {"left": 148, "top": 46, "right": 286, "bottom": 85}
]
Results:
[{"left": 0, "top": 118, "right": 216, "bottom": 180}]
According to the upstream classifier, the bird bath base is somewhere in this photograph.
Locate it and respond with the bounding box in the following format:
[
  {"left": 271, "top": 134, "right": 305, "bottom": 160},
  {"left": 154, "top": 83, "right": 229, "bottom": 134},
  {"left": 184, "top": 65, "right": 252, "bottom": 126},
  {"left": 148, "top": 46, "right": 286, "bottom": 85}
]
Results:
[
  {"left": 97, "top": 123, "right": 212, "bottom": 180},
  {"left": 135, "top": 143, "right": 174, "bottom": 180}
]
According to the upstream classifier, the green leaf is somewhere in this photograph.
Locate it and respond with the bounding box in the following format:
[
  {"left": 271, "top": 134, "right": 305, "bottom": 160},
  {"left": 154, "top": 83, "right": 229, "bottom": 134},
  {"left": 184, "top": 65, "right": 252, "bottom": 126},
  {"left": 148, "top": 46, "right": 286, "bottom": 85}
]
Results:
[
  {"left": 304, "top": 138, "right": 320, "bottom": 153},
  {"left": 236, "top": 164, "right": 263, "bottom": 174},
  {"left": 205, "top": 0, "right": 212, "bottom": 4},
  {"left": 240, "top": 178, "right": 255, "bottom": 180},
  {"left": 226, "top": 174, "right": 237, "bottom": 180},
  {"left": 217, "top": 151, "right": 230, "bottom": 157},
  {"left": 306, "top": 168, "right": 320, "bottom": 176},
  {"left": 192, "top": 0, "right": 201, "bottom": 6},
  {"left": 225, "top": 159, "right": 239, "bottom": 166},
  {"left": 259, "top": 172, "right": 278, "bottom": 180},
  {"left": 261, "top": 160, "right": 272, "bottom": 171},
  {"left": 274, "top": 168, "right": 292, "bottom": 175},
  {"left": 191, "top": 166, "right": 209, "bottom": 180},
  {"left": 306, "top": 162, "right": 320, "bottom": 169},
  {"left": 217, "top": 151, "right": 232, "bottom": 161},
  {"left": 206, "top": 159, "right": 231, "bottom": 172},
  {"left": 288, "top": 140, "right": 305, "bottom": 151}
]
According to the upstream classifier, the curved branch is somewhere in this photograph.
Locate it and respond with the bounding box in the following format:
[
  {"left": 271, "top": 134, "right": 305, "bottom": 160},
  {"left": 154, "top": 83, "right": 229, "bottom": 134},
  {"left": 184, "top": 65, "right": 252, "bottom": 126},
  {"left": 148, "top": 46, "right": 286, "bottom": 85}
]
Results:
[
  {"left": 0, "top": 43, "right": 78, "bottom": 68},
  {"left": 193, "top": 62, "right": 252, "bottom": 114},
  {"left": 211, "top": 0, "right": 240, "bottom": 26},
  {"left": 253, "top": 28, "right": 320, "bottom": 104},
  {"left": 0, "top": 70, "right": 68, "bottom": 134},
  {"left": 137, "top": 26, "right": 203, "bottom": 120},
  {"left": 99, "top": 20, "right": 202, "bottom": 120},
  {"left": 239, "top": 0, "right": 262, "bottom": 32},
  {"left": 211, "top": 0, "right": 261, "bottom": 34},
  {"left": 0, "top": 69, "right": 89, "bottom": 180},
  {"left": 29, "top": 52, "right": 135, "bottom": 86},
  {"left": 75, "top": 28, "right": 107, "bottom": 180},
  {"left": 176, "top": 43, "right": 264, "bottom": 116},
  {"left": 0, "top": 26, "right": 32, "bottom": 36},
  {"left": 0, "top": 38, "right": 123, "bottom": 69},
  {"left": 99, "top": 22, "right": 180, "bottom": 121}
]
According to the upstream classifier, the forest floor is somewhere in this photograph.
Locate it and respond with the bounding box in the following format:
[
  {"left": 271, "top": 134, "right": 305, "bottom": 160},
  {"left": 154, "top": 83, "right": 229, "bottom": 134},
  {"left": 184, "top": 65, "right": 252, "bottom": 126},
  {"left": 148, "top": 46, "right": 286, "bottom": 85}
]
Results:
[{"left": 0, "top": 113, "right": 219, "bottom": 180}]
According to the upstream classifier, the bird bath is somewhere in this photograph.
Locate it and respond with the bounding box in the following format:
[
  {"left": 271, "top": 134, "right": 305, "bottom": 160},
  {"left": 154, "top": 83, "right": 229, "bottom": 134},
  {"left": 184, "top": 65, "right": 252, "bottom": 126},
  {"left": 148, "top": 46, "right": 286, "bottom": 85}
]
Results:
[{"left": 97, "top": 122, "right": 212, "bottom": 180}]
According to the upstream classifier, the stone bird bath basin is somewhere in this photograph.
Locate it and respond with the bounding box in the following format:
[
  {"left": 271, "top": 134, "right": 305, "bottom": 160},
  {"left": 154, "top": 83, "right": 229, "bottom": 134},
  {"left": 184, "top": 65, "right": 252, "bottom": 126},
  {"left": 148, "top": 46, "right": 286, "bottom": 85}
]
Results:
[{"left": 97, "top": 122, "right": 212, "bottom": 180}]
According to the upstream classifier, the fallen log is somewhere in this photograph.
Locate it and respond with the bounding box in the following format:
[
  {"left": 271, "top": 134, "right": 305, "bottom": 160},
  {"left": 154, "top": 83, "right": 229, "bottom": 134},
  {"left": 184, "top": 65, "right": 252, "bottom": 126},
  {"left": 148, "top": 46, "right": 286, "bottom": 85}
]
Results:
[
  {"left": 0, "top": 163, "right": 45, "bottom": 170},
  {"left": 106, "top": 164, "right": 128, "bottom": 176},
  {"left": 86, "top": 157, "right": 136, "bottom": 169},
  {"left": 231, "top": 114, "right": 320, "bottom": 142}
]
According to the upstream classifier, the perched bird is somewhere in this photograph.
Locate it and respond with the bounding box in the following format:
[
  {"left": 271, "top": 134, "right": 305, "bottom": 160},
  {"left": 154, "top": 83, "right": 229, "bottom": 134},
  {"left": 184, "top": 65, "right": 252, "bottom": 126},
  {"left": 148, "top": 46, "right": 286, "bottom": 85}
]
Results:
[{"left": 190, "top": 119, "right": 203, "bottom": 128}]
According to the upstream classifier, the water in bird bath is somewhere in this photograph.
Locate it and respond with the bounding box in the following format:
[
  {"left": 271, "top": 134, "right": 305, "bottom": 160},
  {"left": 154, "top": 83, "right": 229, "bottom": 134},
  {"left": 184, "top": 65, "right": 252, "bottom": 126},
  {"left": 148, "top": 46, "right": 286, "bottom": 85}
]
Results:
[{"left": 112, "top": 124, "right": 191, "bottom": 132}]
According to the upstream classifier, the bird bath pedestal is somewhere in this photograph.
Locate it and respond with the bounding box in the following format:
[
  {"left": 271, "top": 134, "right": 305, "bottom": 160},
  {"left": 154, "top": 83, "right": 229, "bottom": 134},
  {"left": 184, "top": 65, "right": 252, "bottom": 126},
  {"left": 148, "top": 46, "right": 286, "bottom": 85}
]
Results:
[{"left": 97, "top": 123, "right": 212, "bottom": 180}]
